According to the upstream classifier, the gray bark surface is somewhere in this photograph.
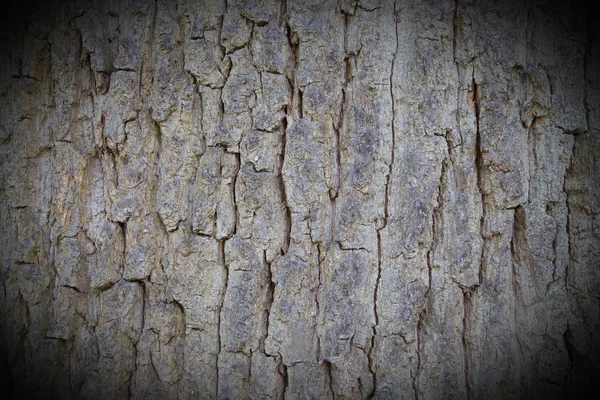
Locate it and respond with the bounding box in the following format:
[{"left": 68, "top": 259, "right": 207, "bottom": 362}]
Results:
[{"left": 0, "top": 0, "right": 599, "bottom": 398}]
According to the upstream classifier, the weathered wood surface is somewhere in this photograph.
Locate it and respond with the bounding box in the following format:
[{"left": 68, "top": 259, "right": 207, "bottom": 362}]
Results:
[{"left": 0, "top": 0, "right": 598, "bottom": 398}]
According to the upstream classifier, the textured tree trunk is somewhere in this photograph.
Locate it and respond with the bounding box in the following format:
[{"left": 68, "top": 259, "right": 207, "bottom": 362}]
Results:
[{"left": 1, "top": 0, "right": 599, "bottom": 398}]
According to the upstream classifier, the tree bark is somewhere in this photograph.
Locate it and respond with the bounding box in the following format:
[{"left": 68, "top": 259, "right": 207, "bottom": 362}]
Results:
[{"left": 1, "top": 0, "right": 598, "bottom": 398}]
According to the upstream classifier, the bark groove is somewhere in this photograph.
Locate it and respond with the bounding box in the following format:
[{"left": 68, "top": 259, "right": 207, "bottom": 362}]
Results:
[{"left": 0, "top": 0, "right": 599, "bottom": 399}]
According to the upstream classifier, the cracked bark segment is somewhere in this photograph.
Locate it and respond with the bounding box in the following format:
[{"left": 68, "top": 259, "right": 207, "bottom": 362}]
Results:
[
  {"left": 380, "top": 136, "right": 446, "bottom": 336},
  {"left": 434, "top": 71, "right": 482, "bottom": 288},
  {"left": 108, "top": 118, "right": 159, "bottom": 223},
  {"left": 282, "top": 118, "right": 333, "bottom": 245},
  {"left": 460, "top": 2, "right": 529, "bottom": 210},
  {"left": 221, "top": 4, "right": 253, "bottom": 54},
  {"left": 199, "top": 87, "right": 223, "bottom": 147},
  {"left": 562, "top": 13, "right": 600, "bottom": 396},
  {"left": 113, "top": 0, "right": 153, "bottom": 71},
  {"left": 236, "top": 165, "right": 287, "bottom": 260},
  {"left": 154, "top": 73, "right": 203, "bottom": 231},
  {"left": 325, "top": 6, "right": 395, "bottom": 394},
  {"left": 181, "top": 0, "right": 226, "bottom": 88},
  {"left": 265, "top": 249, "right": 320, "bottom": 362},
  {"left": 372, "top": 337, "right": 416, "bottom": 400},
  {"left": 47, "top": 284, "right": 83, "bottom": 341},
  {"left": 180, "top": 0, "right": 224, "bottom": 42},
  {"left": 160, "top": 231, "right": 223, "bottom": 398},
  {"left": 417, "top": 283, "right": 467, "bottom": 400},
  {"left": 219, "top": 48, "right": 259, "bottom": 151},
  {"left": 191, "top": 146, "right": 237, "bottom": 238},
  {"left": 511, "top": 203, "right": 572, "bottom": 397},
  {"left": 454, "top": 1, "right": 530, "bottom": 398},
  {"left": 184, "top": 36, "right": 227, "bottom": 88},
  {"left": 253, "top": 72, "right": 290, "bottom": 133},
  {"left": 335, "top": 2, "right": 396, "bottom": 248},
  {"left": 179, "top": 328, "right": 219, "bottom": 398},
  {"left": 527, "top": 3, "right": 587, "bottom": 134},
  {"left": 130, "top": 289, "right": 184, "bottom": 399},
  {"left": 99, "top": 70, "right": 141, "bottom": 151},
  {"left": 72, "top": 2, "right": 112, "bottom": 73},
  {"left": 53, "top": 235, "right": 89, "bottom": 293},
  {"left": 237, "top": 0, "right": 280, "bottom": 25},
  {"left": 264, "top": 247, "right": 329, "bottom": 399},
  {"left": 124, "top": 213, "right": 166, "bottom": 281},
  {"left": 417, "top": 42, "right": 482, "bottom": 398},
  {"left": 87, "top": 159, "right": 124, "bottom": 290},
  {"left": 69, "top": 324, "right": 99, "bottom": 397},
  {"left": 240, "top": 129, "right": 282, "bottom": 173},
  {"left": 518, "top": 22, "right": 588, "bottom": 397},
  {"left": 217, "top": 351, "right": 251, "bottom": 398},
  {"left": 462, "top": 207, "right": 522, "bottom": 399},
  {"left": 319, "top": 249, "right": 377, "bottom": 352},
  {"left": 376, "top": 135, "right": 446, "bottom": 398},
  {"left": 80, "top": 280, "right": 143, "bottom": 399},
  {"left": 393, "top": 0, "right": 458, "bottom": 139},
  {"left": 2, "top": 0, "right": 600, "bottom": 398},
  {"left": 220, "top": 237, "right": 271, "bottom": 355},
  {"left": 249, "top": 351, "right": 286, "bottom": 399},
  {"left": 251, "top": 23, "right": 290, "bottom": 74},
  {"left": 165, "top": 231, "right": 224, "bottom": 331},
  {"left": 285, "top": 362, "right": 333, "bottom": 400},
  {"left": 318, "top": 246, "right": 375, "bottom": 399}
]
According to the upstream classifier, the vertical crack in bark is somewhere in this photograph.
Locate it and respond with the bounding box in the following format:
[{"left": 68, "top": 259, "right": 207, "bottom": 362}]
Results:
[
  {"left": 279, "top": 108, "right": 291, "bottom": 255},
  {"left": 452, "top": 0, "right": 459, "bottom": 64},
  {"left": 261, "top": 250, "right": 275, "bottom": 354},
  {"left": 325, "top": 359, "right": 335, "bottom": 399},
  {"left": 117, "top": 220, "right": 127, "bottom": 277},
  {"left": 452, "top": 0, "right": 462, "bottom": 153},
  {"left": 461, "top": 66, "right": 483, "bottom": 400},
  {"left": 228, "top": 150, "right": 240, "bottom": 239},
  {"left": 128, "top": 280, "right": 146, "bottom": 399},
  {"left": 369, "top": 133, "right": 382, "bottom": 395},
  {"left": 279, "top": 0, "right": 287, "bottom": 28},
  {"left": 330, "top": 13, "right": 350, "bottom": 245},
  {"left": 216, "top": 239, "right": 229, "bottom": 398},
  {"left": 526, "top": 114, "right": 534, "bottom": 205},
  {"left": 150, "top": 116, "right": 163, "bottom": 211},
  {"left": 545, "top": 202, "right": 560, "bottom": 292},
  {"left": 298, "top": 89, "right": 303, "bottom": 119},
  {"left": 462, "top": 290, "right": 472, "bottom": 400},
  {"left": 247, "top": 349, "right": 253, "bottom": 392},
  {"left": 279, "top": 357, "right": 289, "bottom": 398},
  {"left": 413, "top": 311, "right": 425, "bottom": 400},
  {"left": 416, "top": 159, "right": 445, "bottom": 399},
  {"left": 187, "top": 128, "right": 202, "bottom": 233},
  {"left": 426, "top": 160, "right": 444, "bottom": 299},
  {"left": 278, "top": 12, "right": 296, "bottom": 256},
  {"left": 369, "top": 3, "right": 399, "bottom": 396},
  {"left": 470, "top": 73, "right": 485, "bottom": 287},
  {"left": 382, "top": 2, "right": 399, "bottom": 228},
  {"left": 510, "top": 207, "right": 524, "bottom": 392},
  {"left": 563, "top": 150, "right": 574, "bottom": 295},
  {"left": 149, "top": 336, "right": 162, "bottom": 382},
  {"left": 171, "top": 297, "right": 186, "bottom": 332},
  {"left": 284, "top": 17, "right": 301, "bottom": 119},
  {"left": 217, "top": 2, "right": 227, "bottom": 58},
  {"left": 315, "top": 244, "right": 323, "bottom": 366},
  {"left": 425, "top": 249, "right": 433, "bottom": 299}
]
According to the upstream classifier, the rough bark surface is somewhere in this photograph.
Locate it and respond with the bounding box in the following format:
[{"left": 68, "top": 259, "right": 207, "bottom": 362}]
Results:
[{"left": 0, "top": 0, "right": 599, "bottom": 398}]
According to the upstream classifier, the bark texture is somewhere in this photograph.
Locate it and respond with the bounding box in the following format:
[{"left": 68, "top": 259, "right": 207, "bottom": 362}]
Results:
[{"left": 1, "top": 0, "right": 599, "bottom": 398}]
